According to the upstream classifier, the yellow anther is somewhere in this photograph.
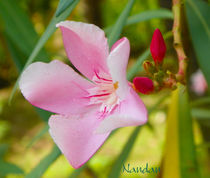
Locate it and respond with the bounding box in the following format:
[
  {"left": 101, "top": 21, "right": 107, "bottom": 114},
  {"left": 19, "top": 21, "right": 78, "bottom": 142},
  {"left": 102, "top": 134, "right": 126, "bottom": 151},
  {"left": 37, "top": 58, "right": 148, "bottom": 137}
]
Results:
[{"left": 114, "top": 82, "right": 118, "bottom": 90}]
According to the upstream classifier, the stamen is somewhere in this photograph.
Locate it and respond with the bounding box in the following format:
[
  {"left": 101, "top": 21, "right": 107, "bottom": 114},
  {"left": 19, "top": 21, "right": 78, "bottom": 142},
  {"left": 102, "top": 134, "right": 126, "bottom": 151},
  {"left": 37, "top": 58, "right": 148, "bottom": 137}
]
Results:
[
  {"left": 87, "top": 72, "right": 119, "bottom": 115},
  {"left": 114, "top": 82, "right": 118, "bottom": 89}
]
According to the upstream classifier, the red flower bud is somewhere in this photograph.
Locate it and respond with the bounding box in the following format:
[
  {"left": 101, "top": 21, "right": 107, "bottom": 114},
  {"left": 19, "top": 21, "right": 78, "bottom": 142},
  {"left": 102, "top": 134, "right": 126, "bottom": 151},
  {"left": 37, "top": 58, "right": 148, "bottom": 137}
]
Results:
[
  {"left": 133, "top": 77, "right": 154, "bottom": 95},
  {"left": 150, "top": 29, "right": 166, "bottom": 65}
]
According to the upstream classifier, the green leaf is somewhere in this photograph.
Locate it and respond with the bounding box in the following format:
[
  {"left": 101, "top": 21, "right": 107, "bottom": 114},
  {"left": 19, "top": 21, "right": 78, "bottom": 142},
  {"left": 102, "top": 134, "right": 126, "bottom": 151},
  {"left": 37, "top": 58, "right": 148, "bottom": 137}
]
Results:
[
  {"left": 190, "top": 97, "right": 210, "bottom": 107},
  {"left": 162, "top": 85, "right": 200, "bottom": 178},
  {"left": 127, "top": 48, "right": 150, "bottom": 81},
  {"left": 56, "top": 0, "right": 74, "bottom": 17},
  {"left": 107, "top": 0, "right": 136, "bottom": 47},
  {"left": 0, "top": 144, "right": 9, "bottom": 158},
  {"left": 25, "top": 145, "right": 61, "bottom": 178},
  {"left": 0, "top": 0, "right": 51, "bottom": 121},
  {"left": 0, "top": 160, "right": 24, "bottom": 177},
  {"left": 185, "top": 0, "right": 210, "bottom": 86},
  {"left": 178, "top": 86, "right": 200, "bottom": 178},
  {"left": 126, "top": 8, "right": 173, "bottom": 25},
  {"left": 191, "top": 108, "right": 210, "bottom": 119},
  {"left": 26, "top": 124, "right": 49, "bottom": 149},
  {"left": 34, "top": 107, "right": 52, "bottom": 122},
  {"left": 105, "top": 9, "right": 173, "bottom": 34},
  {"left": 0, "top": 0, "right": 48, "bottom": 63},
  {"left": 9, "top": 0, "right": 80, "bottom": 102},
  {"left": 69, "top": 165, "right": 86, "bottom": 178},
  {"left": 108, "top": 126, "right": 141, "bottom": 178}
]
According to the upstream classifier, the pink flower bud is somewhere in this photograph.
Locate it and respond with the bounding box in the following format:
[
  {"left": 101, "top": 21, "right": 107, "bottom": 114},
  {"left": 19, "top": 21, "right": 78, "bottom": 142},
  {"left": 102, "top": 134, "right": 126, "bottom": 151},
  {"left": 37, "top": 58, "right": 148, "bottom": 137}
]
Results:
[
  {"left": 133, "top": 77, "right": 154, "bottom": 95},
  {"left": 150, "top": 29, "right": 166, "bottom": 65}
]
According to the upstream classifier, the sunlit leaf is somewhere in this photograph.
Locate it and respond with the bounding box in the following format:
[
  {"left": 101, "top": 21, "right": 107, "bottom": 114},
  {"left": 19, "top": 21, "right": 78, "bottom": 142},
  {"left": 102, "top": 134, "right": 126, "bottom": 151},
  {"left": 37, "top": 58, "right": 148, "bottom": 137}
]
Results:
[
  {"left": 25, "top": 145, "right": 61, "bottom": 178},
  {"left": 107, "top": 0, "right": 135, "bottom": 47},
  {"left": 162, "top": 85, "right": 200, "bottom": 178},
  {"left": 185, "top": 0, "right": 210, "bottom": 86},
  {"left": 56, "top": 0, "right": 74, "bottom": 17}
]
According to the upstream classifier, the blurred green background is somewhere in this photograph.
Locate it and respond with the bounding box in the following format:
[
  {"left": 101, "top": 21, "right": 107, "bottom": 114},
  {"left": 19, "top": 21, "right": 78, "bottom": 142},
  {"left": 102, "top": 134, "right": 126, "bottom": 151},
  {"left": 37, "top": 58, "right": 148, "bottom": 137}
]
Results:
[{"left": 0, "top": 0, "right": 210, "bottom": 177}]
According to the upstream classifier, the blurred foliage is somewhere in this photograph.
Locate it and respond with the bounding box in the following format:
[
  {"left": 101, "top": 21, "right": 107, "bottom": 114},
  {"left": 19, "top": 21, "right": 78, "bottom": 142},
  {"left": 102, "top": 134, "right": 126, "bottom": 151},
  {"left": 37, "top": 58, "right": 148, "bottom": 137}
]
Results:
[{"left": 0, "top": 0, "right": 210, "bottom": 178}]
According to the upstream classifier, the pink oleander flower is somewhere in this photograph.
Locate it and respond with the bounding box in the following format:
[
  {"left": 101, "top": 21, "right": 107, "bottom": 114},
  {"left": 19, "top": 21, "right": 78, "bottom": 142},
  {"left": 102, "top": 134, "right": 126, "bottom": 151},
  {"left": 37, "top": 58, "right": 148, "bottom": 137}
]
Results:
[
  {"left": 19, "top": 21, "right": 147, "bottom": 168},
  {"left": 150, "top": 29, "right": 166, "bottom": 65},
  {"left": 191, "top": 70, "right": 208, "bottom": 95},
  {"left": 133, "top": 77, "right": 154, "bottom": 95}
]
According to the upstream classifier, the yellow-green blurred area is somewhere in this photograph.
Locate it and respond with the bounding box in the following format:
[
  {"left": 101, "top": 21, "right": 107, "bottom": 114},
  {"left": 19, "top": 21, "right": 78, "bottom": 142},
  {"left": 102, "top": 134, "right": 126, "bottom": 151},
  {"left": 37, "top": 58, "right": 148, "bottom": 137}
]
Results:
[{"left": 0, "top": 0, "right": 210, "bottom": 178}]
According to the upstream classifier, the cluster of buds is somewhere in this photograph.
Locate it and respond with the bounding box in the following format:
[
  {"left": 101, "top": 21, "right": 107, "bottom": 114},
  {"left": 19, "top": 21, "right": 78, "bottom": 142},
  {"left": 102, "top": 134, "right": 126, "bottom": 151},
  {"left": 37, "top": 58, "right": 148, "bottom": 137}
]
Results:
[{"left": 133, "top": 29, "right": 177, "bottom": 95}]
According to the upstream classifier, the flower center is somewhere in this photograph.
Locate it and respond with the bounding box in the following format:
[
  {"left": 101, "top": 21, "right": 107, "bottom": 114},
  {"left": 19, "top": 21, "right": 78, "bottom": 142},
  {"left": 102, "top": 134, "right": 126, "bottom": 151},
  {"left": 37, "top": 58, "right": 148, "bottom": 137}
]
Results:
[{"left": 87, "top": 72, "right": 119, "bottom": 114}]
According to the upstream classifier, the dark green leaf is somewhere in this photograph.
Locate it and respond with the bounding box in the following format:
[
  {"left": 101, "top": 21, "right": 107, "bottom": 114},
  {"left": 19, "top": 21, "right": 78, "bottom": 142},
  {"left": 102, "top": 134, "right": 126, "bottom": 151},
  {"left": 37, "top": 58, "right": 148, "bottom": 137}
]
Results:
[
  {"left": 34, "top": 108, "right": 52, "bottom": 122},
  {"left": 107, "top": 0, "right": 136, "bottom": 47},
  {"left": 0, "top": 144, "right": 9, "bottom": 158},
  {"left": 191, "top": 108, "right": 210, "bottom": 119},
  {"left": 25, "top": 145, "right": 61, "bottom": 178},
  {"left": 56, "top": 0, "right": 74, "bottom": 17},
  {"left": 190, "top": 97, "right": 210, "bottom": 107},
  {"left": 127, "top": 49, "right": 150, "bottom": 81},
  {"left": 0, "top": 0, "right": 51, "bottom": 121},
  {"left": 126, "top": 8, "right": 173, "bottom": 25},
  {"left": 0, "top": 160, "right": 24, "bottom": 176},
  {"left": 105, "top": 9, "right": 173, "bottom": 34},
  {"left": 185, "top": 0, "right": 210, "bottom": 86},
  {"left": 9, "top": 0, "right": 80, "bottom": 102},
  {"left": 0, "top": 0, "right": 48, "bottom": 63}
]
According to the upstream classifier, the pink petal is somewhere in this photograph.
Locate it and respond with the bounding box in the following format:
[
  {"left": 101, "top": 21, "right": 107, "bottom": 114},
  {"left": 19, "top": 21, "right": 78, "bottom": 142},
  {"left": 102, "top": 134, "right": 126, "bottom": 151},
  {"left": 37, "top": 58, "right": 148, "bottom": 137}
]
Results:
[
  {"left": 57, "top": 21, "right": 110, "bottom": 80},
  {"left": 19, "top": 60, "right": 95, "bottom": 115},
  {"left": 96, "top": 88, "right": 147, "bottom": 134},
  {"left": 49, "top": 113, "right": 110, "bottom": 169},
  {"left": 107, "top": 37, "right": 130, "bottom": 99}
]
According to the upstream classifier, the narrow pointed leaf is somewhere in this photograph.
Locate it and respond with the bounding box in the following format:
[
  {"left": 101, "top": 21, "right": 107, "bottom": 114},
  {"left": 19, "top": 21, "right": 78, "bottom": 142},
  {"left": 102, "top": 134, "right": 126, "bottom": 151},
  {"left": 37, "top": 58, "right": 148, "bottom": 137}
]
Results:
[
  {"left": 0, "top": 160, "right": 24, "bottom": 176},
  {"left": 109, "top": 95, "right": 167, "bottom": 178},
  {"left": 163, "top": 85, "right": 200, "bottom": 178},
  {"left": 26, "top": 125, "right": 49, "bottom": 149},
  {"left": 0, "top": 144, "right": 9, "bottom": 158},
  {"left": 105, "top": 9, "right": 173, "bottom": 34},
  {"left": 25, "top": 145, "right": 61, "bottom": 178},
  {"left": 107, "top": 0, "right": 136, "bottom": 47},
  {"left": 9, "top": 0, "right": 80, "bottom": 102},
  {"left": 56, "top": 0, "right": 74, "bottom": 17},
  {"left": 185, "top": 0, "right": 210, "bottom": 86},
  {"left": 191, "top": 108, "right": 210, "bottom": 119}
]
